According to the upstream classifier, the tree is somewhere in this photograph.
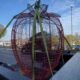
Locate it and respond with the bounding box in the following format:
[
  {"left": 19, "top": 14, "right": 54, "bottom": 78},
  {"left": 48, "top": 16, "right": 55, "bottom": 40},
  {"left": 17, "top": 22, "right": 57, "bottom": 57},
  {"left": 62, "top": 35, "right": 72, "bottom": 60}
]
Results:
[
  {"left": 0, "top": 24, "right": 5, "bottom": 38},
  {"left": 64, "top": 34, "right": 80, "bottom": 45},
  {"left": 75, "top": 33, "right": 80, "bottom": 45}
]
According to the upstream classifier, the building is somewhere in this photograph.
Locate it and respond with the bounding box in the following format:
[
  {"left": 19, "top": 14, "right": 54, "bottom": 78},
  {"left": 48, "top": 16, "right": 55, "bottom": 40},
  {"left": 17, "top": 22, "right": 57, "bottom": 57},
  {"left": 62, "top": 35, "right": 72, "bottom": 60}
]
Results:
[{"left": 0, "top": 41, "right": 11, "bottom": 47}]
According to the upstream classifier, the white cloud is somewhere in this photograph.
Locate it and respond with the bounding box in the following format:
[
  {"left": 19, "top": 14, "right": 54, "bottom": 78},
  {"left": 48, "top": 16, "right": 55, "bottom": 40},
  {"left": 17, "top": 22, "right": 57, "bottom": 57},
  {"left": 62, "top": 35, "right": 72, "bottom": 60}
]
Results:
[
  {"left": 60, "top": 7, "right": 80, "bottom": 35},
  {"left": 47, "top": 0, "right": 75, "bottom": 13}
]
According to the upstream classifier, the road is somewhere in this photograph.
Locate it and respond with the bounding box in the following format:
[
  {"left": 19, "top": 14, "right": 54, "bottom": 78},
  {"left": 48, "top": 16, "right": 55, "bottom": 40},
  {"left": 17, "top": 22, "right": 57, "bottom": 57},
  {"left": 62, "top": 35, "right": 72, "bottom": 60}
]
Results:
[
  {"left": 0, "top": 47, "right": 16, "bottom": 65},
  {"left": 0, "top": 47, "right": 29, "bottom": 80}
]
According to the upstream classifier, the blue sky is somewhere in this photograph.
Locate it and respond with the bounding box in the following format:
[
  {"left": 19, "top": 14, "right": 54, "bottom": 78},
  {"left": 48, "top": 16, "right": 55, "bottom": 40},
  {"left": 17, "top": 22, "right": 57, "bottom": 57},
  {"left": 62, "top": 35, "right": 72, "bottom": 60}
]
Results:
[{"left": 0, "top": 0, "right": 80, "bottom": 41}]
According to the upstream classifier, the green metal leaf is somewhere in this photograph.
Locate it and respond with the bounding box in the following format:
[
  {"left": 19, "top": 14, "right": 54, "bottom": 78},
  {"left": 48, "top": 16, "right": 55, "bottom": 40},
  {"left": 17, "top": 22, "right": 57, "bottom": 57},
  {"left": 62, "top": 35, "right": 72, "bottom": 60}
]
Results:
[
  {"left": 37, "top": 11, "right": 53, "bottom": 78},
  {"left": 32, "top": 9, "right": 37, "bottom": 80}
]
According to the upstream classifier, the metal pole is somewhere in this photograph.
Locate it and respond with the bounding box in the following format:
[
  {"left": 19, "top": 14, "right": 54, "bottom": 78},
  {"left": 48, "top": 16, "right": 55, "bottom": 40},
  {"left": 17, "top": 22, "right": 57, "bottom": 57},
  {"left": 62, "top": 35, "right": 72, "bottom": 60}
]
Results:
[
  {"left": 71, "top": 6, "right": 73, "bottom": 45},
  {"left": 71, "top": 6, "right": 73, "bottom": 35}
]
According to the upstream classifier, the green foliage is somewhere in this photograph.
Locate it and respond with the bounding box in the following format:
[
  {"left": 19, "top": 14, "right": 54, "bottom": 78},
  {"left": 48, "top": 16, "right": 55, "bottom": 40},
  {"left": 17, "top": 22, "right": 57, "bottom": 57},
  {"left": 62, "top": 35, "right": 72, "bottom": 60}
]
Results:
[
  {"left": 0, "top": 28, "right": 6, "bottom": 38},
  {"left": 0, "top": 17, "right": 14, "bottom": 38},
  {"left": 64, "top": 34, "right": 80, "bottom": 45}
]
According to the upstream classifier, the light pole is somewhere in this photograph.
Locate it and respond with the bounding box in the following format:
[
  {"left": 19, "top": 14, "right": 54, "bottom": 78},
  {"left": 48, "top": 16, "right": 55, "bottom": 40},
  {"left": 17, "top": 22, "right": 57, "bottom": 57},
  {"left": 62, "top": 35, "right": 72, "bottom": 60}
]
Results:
[
  {"left": 71, "top": 6, "right": 73, "bottom": 36},
  {"left": 71, "top": 6, "right": 74, "bottom": 45}
]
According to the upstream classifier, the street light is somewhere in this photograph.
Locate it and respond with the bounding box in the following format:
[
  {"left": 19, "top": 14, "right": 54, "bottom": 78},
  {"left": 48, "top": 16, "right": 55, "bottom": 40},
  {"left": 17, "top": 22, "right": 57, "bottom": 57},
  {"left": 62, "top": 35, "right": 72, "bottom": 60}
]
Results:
[{"left": 71, "top": 6, "right": 73, "bottom": 36}]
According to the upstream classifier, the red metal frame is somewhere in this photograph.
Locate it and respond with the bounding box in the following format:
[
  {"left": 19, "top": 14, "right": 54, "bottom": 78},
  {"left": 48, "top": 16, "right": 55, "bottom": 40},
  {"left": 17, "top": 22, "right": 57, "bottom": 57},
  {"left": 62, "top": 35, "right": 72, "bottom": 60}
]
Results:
[{"left": 11, "top": 12, "right": 64, "bottom": 80}]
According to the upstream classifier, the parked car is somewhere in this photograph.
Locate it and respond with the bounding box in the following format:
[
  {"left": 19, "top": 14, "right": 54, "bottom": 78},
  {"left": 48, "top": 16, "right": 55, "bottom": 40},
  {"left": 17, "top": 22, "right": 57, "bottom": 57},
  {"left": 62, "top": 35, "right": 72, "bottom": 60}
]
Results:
[{"left": 75, "top": 45, "right": 80, "bottom": 50}]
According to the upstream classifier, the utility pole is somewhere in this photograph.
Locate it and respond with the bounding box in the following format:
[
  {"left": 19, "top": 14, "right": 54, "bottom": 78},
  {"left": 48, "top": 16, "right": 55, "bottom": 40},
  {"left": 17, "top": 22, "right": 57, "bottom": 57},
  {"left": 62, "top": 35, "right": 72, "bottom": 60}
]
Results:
[
  {"left": 71, "top": 6, "right": 73, "bottom": 36},
  {"left": 71, "top": 6, "right": 74, "bottom": 45}
]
